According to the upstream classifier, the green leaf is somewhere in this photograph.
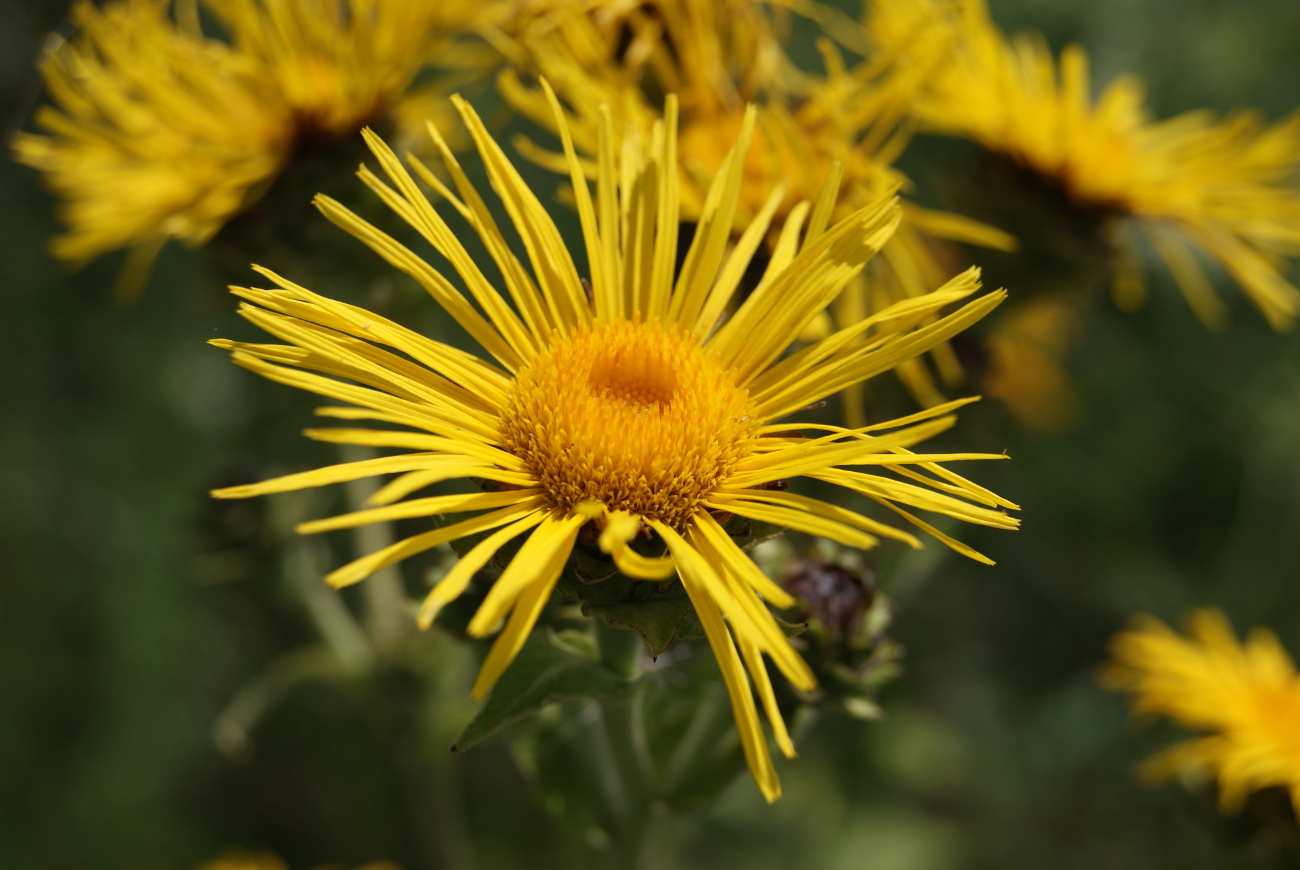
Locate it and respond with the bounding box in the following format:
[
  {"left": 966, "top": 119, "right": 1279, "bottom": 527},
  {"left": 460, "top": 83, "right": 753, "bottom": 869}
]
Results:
[
  {"left": 721, "top": 513, "right": 787, "bottom": 551},
  {"left": 451, "top": 630, "right": 632, "bottom": 752},
  {"left": 569, "top": 545, "right": 621, "bottom": 584},
  {"left": 557, "top": 557, "right": 702, "bottom": 658},
  {"left": 591, "top": 599, "right": 695, "bottom": 658}
]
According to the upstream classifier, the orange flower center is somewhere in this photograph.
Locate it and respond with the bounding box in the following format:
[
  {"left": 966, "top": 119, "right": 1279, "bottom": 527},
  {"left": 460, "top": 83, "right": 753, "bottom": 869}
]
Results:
[{"left": 499, "top": 319, "right": 758, "bottom": 528}]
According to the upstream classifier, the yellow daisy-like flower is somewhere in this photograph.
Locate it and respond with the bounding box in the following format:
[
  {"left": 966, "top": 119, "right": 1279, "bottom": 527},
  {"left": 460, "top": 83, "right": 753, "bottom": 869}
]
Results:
[
  {"left": 1103, "top": 609, "right": 1300, "bottom": 818},
  {"left": 497, "top": 0, "right": 1015, "bottom": 413},
  {"left": 203, "top": 0, "right": 478, "bottom": 141},
  {"left": 211, "top": 86, "right": 1017, "bottom": 801},
  {"left": 868, "top": 0, "right": 1300, "bottom": 330},
  {"left": 12, "top": 0, "right": 481, "bottom": 274}
]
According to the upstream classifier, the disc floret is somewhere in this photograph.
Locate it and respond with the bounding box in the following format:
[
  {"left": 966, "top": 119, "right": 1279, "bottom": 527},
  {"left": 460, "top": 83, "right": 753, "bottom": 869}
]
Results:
[{"left": 500, "top": 319, "right": 758, "bottom": 529}]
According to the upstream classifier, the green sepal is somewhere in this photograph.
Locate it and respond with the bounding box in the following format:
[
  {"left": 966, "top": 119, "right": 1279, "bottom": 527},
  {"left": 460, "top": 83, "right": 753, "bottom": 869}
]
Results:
[
  {"left": 451, "top": 629, "right": 633, "bottom": 752},
  {"left": 720, "top": 513, "right": 787, "bottom": 551},
  {"left": 557, "top": 558, "right": 696, "bottom": 659},
  {"left": 569, "top": 544, "right": 621, "bottom": 584}
]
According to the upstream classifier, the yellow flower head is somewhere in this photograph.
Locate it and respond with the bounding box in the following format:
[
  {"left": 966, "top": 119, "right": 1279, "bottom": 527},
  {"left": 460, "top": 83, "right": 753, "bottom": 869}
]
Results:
[
  {"left": 869, "top": 0, "right": 1300, "bottom": 330},
  {"left": 12, "top": 1, "right": 291, "bottom": 265},
  {"left": 1103, "top": 609, "right": 1300, "bottom": 818},
  {"left": 13, "top": 0, "right": 481, "bottom": 270},
  {"left": 204, "top": 0, "right": 474, "bottom": 140},
  {"left": 211, "top": 86, "right": 1018, "bottom": 801},
  {"left": 498, "top": 0, "right": 1015, "bottom": 412}
]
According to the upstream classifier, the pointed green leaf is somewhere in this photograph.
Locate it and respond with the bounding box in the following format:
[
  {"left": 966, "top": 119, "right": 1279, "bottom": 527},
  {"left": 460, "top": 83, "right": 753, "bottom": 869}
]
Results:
[{"left": 452, "top": 630, "right": 632, "bottom": 752}]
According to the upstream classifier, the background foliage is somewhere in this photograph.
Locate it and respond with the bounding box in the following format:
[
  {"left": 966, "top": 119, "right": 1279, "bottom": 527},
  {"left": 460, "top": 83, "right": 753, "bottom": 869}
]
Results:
[{"left": 4, "top": 1, "right": 1300, "bottom": 868}]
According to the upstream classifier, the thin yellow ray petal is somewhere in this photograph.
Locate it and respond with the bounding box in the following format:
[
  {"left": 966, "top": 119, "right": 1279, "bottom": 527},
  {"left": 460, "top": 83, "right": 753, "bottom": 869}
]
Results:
[
  {"left": 754, "top": 396, "right": 981, "bottom": 437},
  {"left": 238, "top": 268, "right": 515, "bottom": 396},
  {"left": 816, "top": 469, "right": 1018, "bottom": 529},
  {"left": 706, "top": 497, "right": 879, "bottom": 551},
  {"left": 713, "top": 197, "right": 901, "bottom": 380},
  {"left": 737, "top": 635, "right": 796, "bottom": 759},
  {"left": 211, "top": 453, "right": 461, "bottom": 500},
  {"left": 728, "top": 417, "right": 958, "bottom": 486},
  {"left": 1144, "top": 224, "right": 1228, "bottom": 329},
  {"left": 541, "top": 78, "right": 608, "bottom": 317},
  {"left": 648, "top": 95, "right": 680, "bottom": 319},
  {"left": 803, "top": 161, "right": 845, "bottom": 246},
  {"left": 670, "top": 105, "right": 758, "bottom": 327},
  {"left": 470, "top": 534, "right": 576, "bottom": 699},
  {"left": 313, "top": 194, "right": 522, "bottom": 369},
  {"left": 226, "top": 352, "right": 481, "bottom": 445},
  {"left": 757, "top": 201, "right": 809, "bottom": 289},
  {"left": 366, "top": 466, "right": 536, "bottom": 506},
  {"left": 468, "top": 515, "right": 587, "bottom": 698},
  {"left": 596, "top": 105, "right": 623, "bottom": 320},
  {"left": 753, "top": 290, "right": 1006, "bottom": 420},
  {"left": 691, "top": 181, "right": 788, "bottom": 338},
  {"left": 453, "top": 94, "right": 589, "bottom": 332},
  {"left": 885, "top": 446, "right": 1020, "bottom": 510},
  {"left": 686, "top": 512, "right": 796, "bottom": 610},
  {"left": 862, "top": 494, "right": 996, "bottom": 566},
  {"left": 297, "top": 489, "right": 541, "bottom": 535},
  {"left": 711, "top": 488, "right": 921, "bottom": 548},
  {"left": 652, "top": 521, "right": 781, "bottom": 803},
  {"left": 355, "top": 128, "right": 538, "bottom": 359},
  {"left": 234, "top": 305, "right": 499, "bottom": 437},
  {"left": 611, "top": 544, "right": 678, "bottom": 580},
  {"left": 417, "top": 509, "right": 547, "bottom": 629},
  {"left": 329, "top": 498, "right": 546, "bottom": 590},
  {"left": 595, "top": 510, "right": 678, "bottom": 579},
  {"left": 748, "top": 268, "right": 984, "bottom": 404},
  {"left": 467, "top": 513, "right": 587, "bottom": 638},
  {"left": 311, "top": 405, "right": 483, "bottom": 440},
  {"left": 302, "top": 428, "right": 526, "bottom": 471},
  {"left": 418, "top": 118, "right": 553, "bottom": 342},
  {"left": 687, "top": 516, "right": 817, "bottom": 685}
]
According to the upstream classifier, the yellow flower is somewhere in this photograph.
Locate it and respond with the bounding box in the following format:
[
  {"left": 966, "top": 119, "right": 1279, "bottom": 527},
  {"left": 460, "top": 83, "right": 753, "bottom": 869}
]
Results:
[
  {"left": 868, "top": 0, "right": 1300, "bottom": 330},
  {"left": 12, "top": 0, "right": 481, "bottom": 275},
  {"left": 203, "top": 0, "right": 477, "bottom": 141},
  {"left": 1102, "top": 609, "right": 1300, "bottom": 818},
  {"left": 12, "top": 1, "right": 291, "bottom": 268},
  {"left": 496, "top": 0, "right": 1015, "bottom": 415},
  {"left": 211, "top": 86, "right": 1018, "bottom": 801}
]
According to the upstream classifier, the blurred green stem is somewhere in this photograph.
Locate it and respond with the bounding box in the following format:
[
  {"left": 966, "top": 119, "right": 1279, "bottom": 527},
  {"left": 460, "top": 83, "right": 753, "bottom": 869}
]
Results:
[
  {"left": 594, "top": 620, "right": 657, "bottom": 869},
  {"left": 341, "top": 444, "right": 413, "bottom": 651}
]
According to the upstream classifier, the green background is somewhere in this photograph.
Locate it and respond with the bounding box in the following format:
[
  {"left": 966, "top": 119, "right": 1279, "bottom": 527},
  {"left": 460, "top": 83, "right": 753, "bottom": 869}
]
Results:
[{"left": 4, "top": 1, "right": 1300, "bottom": 868}]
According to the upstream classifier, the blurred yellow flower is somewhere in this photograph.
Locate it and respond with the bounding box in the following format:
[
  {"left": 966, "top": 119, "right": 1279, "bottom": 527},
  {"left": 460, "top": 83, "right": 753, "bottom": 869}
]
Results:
[
  {"left": 13, "top": 0, "right": 482, "bottom": 279},
  {"left": 869, "top": 0, "right": 1300, "bottom": 330},
  {"left": 496, "top": 0, "right": 1015, "bottom": 415},
  {"left": 211, "top": 86, "right": 1017, "bottom": 801},
  {"left": 1103, "top": 609, "right": 1300, "bottom": 818},
  {"left": 982, "top": 295, "right": 1081, "bottom": 432}
]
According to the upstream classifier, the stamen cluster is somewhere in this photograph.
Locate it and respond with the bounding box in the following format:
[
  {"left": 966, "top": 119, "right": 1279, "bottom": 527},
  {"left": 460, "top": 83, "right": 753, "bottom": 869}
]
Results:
[{"left": 500, "top": 319, "right": 758, "bottom": 528}]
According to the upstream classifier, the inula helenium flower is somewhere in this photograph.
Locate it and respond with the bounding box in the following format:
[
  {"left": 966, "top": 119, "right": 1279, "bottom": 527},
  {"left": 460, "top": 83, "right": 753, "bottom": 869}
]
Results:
[
  {"left": 13, "top": 0, "right": 481, "bottom": 281},
  {"left": 869, "top": 0, "right": 1300, "bottom": 329},
  {"left": 1103, "top": 609, "right": 1300, "bottom": 819},
  {"left": 212, "top": 85, "right": 1018, "bottom": 800}
]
